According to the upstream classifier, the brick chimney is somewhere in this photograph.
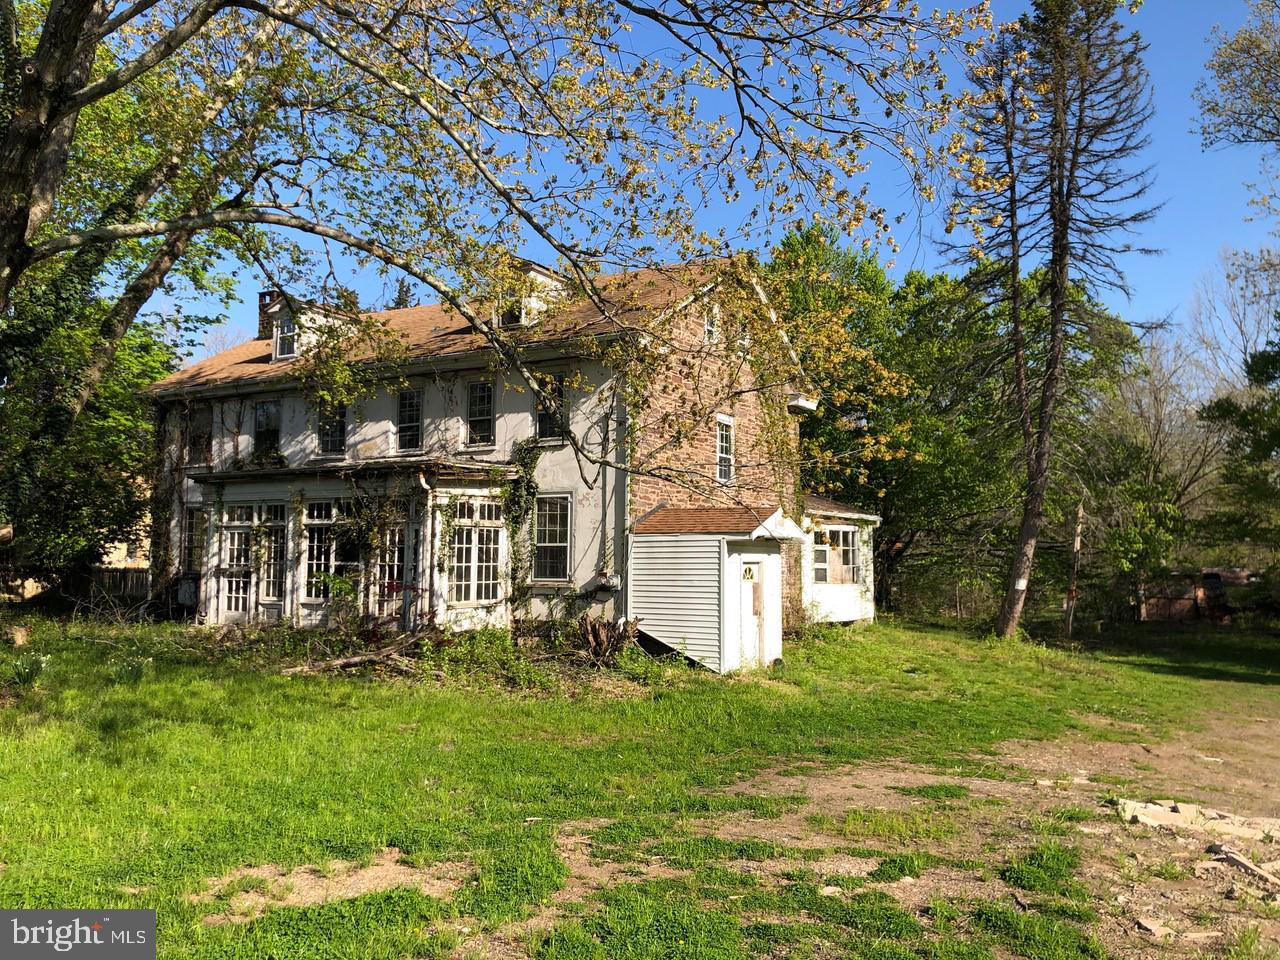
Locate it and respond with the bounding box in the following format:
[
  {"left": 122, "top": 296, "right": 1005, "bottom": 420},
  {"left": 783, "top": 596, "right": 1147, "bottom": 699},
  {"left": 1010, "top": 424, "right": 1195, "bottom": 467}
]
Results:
[{"left": 257, "top": 290, "right": 281, "bottom": 340}]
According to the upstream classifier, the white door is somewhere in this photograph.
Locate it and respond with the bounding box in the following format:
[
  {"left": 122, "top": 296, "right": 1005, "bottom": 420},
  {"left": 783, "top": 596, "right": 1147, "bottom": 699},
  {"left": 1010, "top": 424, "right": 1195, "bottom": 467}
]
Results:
[{"left": 739, "top": 560, "right": 765, "bottom": 668}]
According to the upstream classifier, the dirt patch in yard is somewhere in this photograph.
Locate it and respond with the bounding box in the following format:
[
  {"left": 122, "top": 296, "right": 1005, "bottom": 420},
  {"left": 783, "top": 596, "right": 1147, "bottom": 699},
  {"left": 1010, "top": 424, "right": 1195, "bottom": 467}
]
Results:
[
  {"left": 402, "top": 706, "right": 1280, "bottom": 958},
  {"left": 998, "top": 709, "right": 1280, "bottom": 818},
  {"left": 192, "top": 847, "right": 470, "bottom": 925}
]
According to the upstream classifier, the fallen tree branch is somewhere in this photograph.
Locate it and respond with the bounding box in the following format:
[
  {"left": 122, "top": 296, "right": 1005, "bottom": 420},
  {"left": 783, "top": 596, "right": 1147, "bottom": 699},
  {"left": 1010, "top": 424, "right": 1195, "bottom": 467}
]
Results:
[{"left": 282, "top": 635, "right": 414, "bottom": 675}]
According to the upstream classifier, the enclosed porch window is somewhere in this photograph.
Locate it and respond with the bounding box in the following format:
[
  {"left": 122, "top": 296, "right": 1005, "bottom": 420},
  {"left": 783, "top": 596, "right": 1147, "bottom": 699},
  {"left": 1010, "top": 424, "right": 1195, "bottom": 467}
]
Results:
[{"left": 449, "top": 499, "right": 503, "bottom": 604}]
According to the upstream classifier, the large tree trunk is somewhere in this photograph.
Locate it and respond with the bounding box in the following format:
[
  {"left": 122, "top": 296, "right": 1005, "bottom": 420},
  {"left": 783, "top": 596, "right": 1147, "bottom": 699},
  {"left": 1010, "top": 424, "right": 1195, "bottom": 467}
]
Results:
[
  {"left": 995, "top": 434, "right": 1053, "bottom": 636},
  {"left": 0, "top": 0, "right": 105, "bottom": 311}
]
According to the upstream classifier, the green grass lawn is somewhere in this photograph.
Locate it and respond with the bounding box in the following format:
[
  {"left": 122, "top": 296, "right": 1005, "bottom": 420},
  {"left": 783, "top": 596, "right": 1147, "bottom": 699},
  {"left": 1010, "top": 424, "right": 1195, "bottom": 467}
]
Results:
[{"left": 0, "top": 617, "right": 1276, "bottom": 959}]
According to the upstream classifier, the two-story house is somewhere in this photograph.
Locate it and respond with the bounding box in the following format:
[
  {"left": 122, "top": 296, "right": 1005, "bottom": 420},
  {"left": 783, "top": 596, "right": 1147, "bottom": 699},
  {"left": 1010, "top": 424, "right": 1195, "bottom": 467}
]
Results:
[{"left": 147, "top": 263, "right": 877, "bottom": 671}]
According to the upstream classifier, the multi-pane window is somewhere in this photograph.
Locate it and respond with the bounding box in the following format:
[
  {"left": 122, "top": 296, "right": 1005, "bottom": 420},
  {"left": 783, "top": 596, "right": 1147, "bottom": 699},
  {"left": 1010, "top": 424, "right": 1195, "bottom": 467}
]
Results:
[
  {"left": 183, "top": 508, "right": 207, "bottom": 574},
  {"left": 397, "top": 388, "right": 422, "bottom": 451},
  {"left": 449, "top": 500, "right": 503, "bottom": 604},
  {"left": 253, "top": 400, "right": 280, "bottom": 458},
  {"left": 716, "top": 417, "right": 734, "bottom": 483},
  {"left": 305, "top": 501, "right": 333, "bottom": 600},
  {"left": 332, "top": 500, "right": 361, "bottom": 580},
  {"left": 260, "top": 504, "right": 287, "bottom": 599},
  {"left": 835, "top": 528, "right": 859, "bottom": 583},
  {"left": 535, "top": 374, "right": 567, "bottom": 441},
  {"left": 187, "top": 404, "right": 212, "bottom": 464},
  {"left": 276, "top": 313, "right": 296, "bottom": 357},
  {"left": 533, "top": 495, "right": 571, "bottom": 582},
  {"left": 466, "top": 381, "right": 495, "bottom": 446},
  {"left": 224, "top": 505, "right": 254, "bottom": 613},
  {"left": 813, "top": 528, "right": 859, "bottom": 584},
  {"left": 378, "top": 526, "right": 406, "bottom": 618},
  {"left": 317, "top": 402, "right": 347, "bottom": 456}
]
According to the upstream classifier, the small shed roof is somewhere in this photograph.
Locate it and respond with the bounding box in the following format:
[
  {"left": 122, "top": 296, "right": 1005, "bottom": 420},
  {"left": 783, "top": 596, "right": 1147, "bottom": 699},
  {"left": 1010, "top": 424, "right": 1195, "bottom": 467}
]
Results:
[
  {"left": 633, "top": 505, "right": 804, "bottom": 540},
  {"left": 634, "top": 505, "right": 775, "bottom": 535},
  {"left": 803, "top": 492, "right": 880, "bottom": 523}
]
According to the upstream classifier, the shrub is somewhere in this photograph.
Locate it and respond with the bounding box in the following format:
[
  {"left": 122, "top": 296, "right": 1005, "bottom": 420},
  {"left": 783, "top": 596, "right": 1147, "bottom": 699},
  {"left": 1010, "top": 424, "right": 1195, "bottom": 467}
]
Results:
[
  {"left": 106, "top": 654, "right": 150, "bottom": 685},
  {"left": 8, "top": 652, "right": 49, "bottom": 687}
]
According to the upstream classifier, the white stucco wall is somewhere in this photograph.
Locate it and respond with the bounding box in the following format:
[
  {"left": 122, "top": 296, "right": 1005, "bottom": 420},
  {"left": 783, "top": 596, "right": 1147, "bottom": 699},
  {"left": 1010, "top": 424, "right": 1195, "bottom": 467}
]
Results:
[
  {"left": 165, "top": 356, "right": 629, "bottom": 628},
  {"left": 799, "top": 523, "right": 876, "bottom": 624}
]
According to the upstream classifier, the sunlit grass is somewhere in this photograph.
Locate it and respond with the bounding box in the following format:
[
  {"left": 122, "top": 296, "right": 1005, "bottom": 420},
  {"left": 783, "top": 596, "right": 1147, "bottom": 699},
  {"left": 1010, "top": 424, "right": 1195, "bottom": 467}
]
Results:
[{"left": 0, "top": 615, "right": 1274, "bottom": 958}]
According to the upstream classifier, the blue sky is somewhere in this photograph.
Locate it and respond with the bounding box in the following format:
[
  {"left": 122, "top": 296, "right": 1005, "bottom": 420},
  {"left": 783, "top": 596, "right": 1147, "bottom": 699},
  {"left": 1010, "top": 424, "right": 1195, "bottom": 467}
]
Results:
[{"left": 197, "top": 0, "right": 1274, "bottom": 350}]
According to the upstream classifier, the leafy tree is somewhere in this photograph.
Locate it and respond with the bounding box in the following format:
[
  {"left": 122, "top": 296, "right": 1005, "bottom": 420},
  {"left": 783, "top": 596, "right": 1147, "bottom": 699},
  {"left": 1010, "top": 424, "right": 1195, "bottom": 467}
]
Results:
[
  {"left": 1201, "top": 323, "right": 1280, "bottom": 554},
  {"left": 767, "top": 228, "right": 1022, "bottom": 610},
  {"left": 0, "top": 300, "right": 178, "bottom": 571},
  {"left": 1198, "top": 0, "right": 1280, "bottom": 222}
]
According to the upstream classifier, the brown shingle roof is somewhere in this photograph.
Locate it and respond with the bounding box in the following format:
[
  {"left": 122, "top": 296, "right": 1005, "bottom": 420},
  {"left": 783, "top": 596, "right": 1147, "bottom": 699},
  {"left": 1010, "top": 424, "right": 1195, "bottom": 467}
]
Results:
[
  {"left": 150, "top": 264, "right": 719, "bottom": 396},
  {"left": 633, "top": 505, "right": 778, "bottom": 536},
  {"left": 803, "top": 492, "right": 880, "bottom": 521}
]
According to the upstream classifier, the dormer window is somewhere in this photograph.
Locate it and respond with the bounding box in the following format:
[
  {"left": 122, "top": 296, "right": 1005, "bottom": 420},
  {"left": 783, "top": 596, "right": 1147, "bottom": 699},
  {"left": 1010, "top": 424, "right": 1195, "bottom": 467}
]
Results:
[
  {"left": 275, "top": 313, "right": 296, "bottom": 358},
  {"left": 495, "top": 297, "right": 523, "bottom": 328}
]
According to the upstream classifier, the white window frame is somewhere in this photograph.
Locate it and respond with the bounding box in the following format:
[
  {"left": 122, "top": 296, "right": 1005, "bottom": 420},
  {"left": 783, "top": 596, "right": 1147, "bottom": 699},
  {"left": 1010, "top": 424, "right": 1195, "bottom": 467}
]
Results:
[
  {"left": 316, "top": 402, "right": 347, "bottom": 458},
  {"left": 223, "top": 505, "right": 254, "bottom": 615},
  {"left": 813, "top": 540, "right": 829, "bottom": 583},
  {"left": 304, "top": 501, "right": 334, "bottom": 600},
  {"left": 535, "top": 372, "right": 569, "bottom": 442},
  {"left": 836, "top": 527, "right": 860, "bottom": 583},
  {"left": 703, "top": 301, "right": 721, "bottom": 342},
  {"left": 377, "top": 525, "right": 408, "bottom": 618},
  {"left": 396, "top": 387, "right": 423, "bottom": 452},
  {"left": 275, "top": 313, "right": 296, "bottom": 359},
  {"left": 813, "top": 527, "right": 859, "bottom": 584},
  {"left": 258, "top": 503, "right": 288, "bottom": 601},
  {"left": 716, "top": 414, "right": 735, "bottom": 484},
  {"left": 465, "top": 379, "right": 496, "bottom": 448},
  {"left": 532, "top": 494, "right": 572, "bottom": 584},
  {"left": 448, "top": 499, "right": 504, "bottom": 605}
]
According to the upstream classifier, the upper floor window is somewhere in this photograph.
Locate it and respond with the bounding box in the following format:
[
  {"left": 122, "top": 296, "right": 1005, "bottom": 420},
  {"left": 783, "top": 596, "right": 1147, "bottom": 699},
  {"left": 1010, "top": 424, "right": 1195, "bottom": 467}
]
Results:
[
  {"left": 535, "top": 374, "right": 567, "bottom": 441},
  {"left": 254, "top": 400, "right": 281, "bottom": 457},
  {"left": 317, "top": 402, "right": 347, "bottom": 456},
  {"left": 397, "top": 388, "right": 422, "bottom": 451},
  {"left": 276, "top": 313, "right": 296, "bottom": 358},
  {"left": 533, "top": 494, "right": 571, "bottom": 582},
  {"left": 186, "top": 404, "right": 212, "bottom": 464},
  {"left": 466, "top": 380, "right": 495, "bottom": 446},
  {"left": 716, "top": 416, "right": 734, "bottom": 483},
  {"left": 495, "top": 297, "right": 523, "bottom": 328},
  {"left": 704, "top": 302, "right": 721, "bottom": 342}
]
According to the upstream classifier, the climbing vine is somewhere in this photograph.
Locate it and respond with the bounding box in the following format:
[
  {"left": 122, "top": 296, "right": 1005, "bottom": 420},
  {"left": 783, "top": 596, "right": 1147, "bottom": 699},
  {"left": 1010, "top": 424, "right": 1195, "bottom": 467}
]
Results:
[
  {"left": 435, "top": 496, "right": 459, "bottom": 575},
  {"left": 499, "top": 437, "right": 543, "bottom": 616}
]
